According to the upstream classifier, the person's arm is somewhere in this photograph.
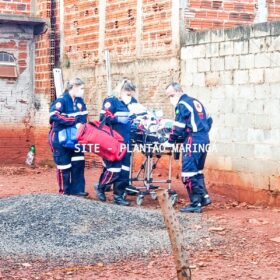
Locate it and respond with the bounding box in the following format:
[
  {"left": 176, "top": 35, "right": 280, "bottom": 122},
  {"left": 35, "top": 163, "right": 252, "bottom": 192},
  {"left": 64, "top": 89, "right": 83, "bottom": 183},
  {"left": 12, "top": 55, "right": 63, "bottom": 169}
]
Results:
[
  {"left": 99, "top": 98, "right": 118, "bottom": 125},
  {"left": 168, "top": 103, "right": 190, "bottom": 143},
  {"left": 49, "top": 99, "right": 76, "bottom": 127},
  {"left": 206, "top": 109, "right": 213, "bottom": 130}
]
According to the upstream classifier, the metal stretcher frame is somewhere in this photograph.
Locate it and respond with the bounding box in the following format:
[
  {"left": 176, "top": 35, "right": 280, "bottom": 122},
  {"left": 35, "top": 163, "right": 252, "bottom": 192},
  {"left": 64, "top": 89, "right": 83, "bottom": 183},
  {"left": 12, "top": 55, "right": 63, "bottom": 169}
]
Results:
[{"left": 125, "top": 143, "right": 178, "bottom": 206}]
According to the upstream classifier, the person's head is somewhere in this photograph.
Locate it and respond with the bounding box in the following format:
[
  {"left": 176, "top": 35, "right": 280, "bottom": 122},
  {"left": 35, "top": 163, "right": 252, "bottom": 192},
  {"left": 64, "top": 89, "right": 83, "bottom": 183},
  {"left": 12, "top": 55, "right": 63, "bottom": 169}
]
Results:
[
  {"left": 114, "top": 79, "right": 136, "bottom": 104},
  {"left": 65, "top": 78, "right": 85, "bottom": 99},
  {"left": 165, "top": 82, "right": 183, "bottom": 107}
]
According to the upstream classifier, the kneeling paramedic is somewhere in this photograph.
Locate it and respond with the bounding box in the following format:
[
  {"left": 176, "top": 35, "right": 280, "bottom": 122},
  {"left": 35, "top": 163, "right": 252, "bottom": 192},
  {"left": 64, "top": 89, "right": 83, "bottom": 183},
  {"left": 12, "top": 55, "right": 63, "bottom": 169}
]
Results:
[
  {"left": 95, "top": 79, "right": 138, "bottom": 206},
  {"left": 166, "top": 82, "right": 213, "bottom": 213},
  {"left": 49, "top": 78, "right": 88, "bottom": 196}
]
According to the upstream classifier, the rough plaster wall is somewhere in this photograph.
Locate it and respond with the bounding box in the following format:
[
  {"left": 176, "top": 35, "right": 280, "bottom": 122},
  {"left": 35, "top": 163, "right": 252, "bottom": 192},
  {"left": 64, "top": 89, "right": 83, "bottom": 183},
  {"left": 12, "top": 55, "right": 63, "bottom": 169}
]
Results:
[
  {"left": 63, "top": 57, "right": 180, "bottom": 119},
  {"left": 0, "top": 24, "right": 35, "bottom": 163},
  {"left": 181, "top": 21, "right": 280, "bottom": 204}
]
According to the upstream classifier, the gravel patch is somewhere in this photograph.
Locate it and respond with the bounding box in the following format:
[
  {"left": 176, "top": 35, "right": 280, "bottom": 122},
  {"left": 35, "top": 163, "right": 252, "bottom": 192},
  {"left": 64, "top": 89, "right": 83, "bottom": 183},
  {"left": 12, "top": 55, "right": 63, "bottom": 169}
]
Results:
[{"left": 0, "top": 194, "right": 212, "bottom": 264}]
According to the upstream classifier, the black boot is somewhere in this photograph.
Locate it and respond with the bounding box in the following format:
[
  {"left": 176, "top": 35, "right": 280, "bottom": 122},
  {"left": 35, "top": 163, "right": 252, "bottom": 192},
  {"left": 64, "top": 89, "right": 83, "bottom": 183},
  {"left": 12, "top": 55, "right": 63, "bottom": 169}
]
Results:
[
  {"left": 60, "top": 169, "right": 71, "bottom": 195},
  {"left": 202, "top": 194, "right": 212, "bottom": 207},
  {"left": 73, "top": 192, "right": 89, "bottom": 197},
  {"left": 180, "top": 203, "right": 202, "bottom": 213},
  {"left": 94, "top": 183, "right": 106, "bottom": 202},
  {"left": 113, "top": 181, "right": 130, "bottom": 206},
  {"left": 113, "top": 194, "right": 130, "bottom": 206},
  {"left": 186, "top": 184, "right": 193, "bottom": 203},
  {"left": 104, "top": 184, "right": 112, "bottom": 192},
  {"left": 198, "top": 177, "right": 212, "bottom": 207},
  {"left": 180, "top": 192, "right": 202, "bottom": 213}
]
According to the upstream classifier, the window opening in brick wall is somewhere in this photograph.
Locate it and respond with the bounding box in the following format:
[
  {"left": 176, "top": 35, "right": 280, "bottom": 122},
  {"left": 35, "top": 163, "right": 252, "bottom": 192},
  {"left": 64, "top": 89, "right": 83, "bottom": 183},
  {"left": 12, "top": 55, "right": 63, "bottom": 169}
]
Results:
[
  {"left": 0, "top": 51, "right": 17, "bottom": 78},
  {"left": 0, "top": 52, "right": 15, "bottom": 63}
]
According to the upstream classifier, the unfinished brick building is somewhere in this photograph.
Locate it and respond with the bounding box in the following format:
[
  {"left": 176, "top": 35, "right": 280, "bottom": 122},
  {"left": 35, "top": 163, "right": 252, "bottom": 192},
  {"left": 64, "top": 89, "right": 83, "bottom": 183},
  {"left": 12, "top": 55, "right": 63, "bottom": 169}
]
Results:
[{"left": 0, "top": 0, "right": 279, "bottom": 205}]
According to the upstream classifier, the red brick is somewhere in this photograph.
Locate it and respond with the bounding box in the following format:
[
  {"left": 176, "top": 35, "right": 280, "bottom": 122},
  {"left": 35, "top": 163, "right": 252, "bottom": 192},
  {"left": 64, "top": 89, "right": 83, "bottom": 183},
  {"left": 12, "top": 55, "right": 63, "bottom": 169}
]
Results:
[
  {"left": 201, "top": 0, "right": 212, "bottom": 9},
  {"left": 0, "top": 40, "right": 16, "bottom": 49},
  {"left": 207, "top": 11, "right": 218, "bottom": 18},
  {"left": 195, "top": 11, "right": 207, "bottom": 18},
  {"left": 223, "top": 2, "right": 235, "bottom": 10},
  {"left": 19, "top": 52, "right": 27, "bottom": 59},
  {"left": 217, "top": 12, "right": 229, "bottom": 20}
]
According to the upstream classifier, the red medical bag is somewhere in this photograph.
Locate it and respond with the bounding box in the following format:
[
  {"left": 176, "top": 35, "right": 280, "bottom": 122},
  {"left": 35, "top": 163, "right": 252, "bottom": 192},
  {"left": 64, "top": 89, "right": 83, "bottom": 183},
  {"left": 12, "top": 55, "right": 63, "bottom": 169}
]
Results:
[{"left": 76, "top": 120, "right": 127, "bottom": 161}]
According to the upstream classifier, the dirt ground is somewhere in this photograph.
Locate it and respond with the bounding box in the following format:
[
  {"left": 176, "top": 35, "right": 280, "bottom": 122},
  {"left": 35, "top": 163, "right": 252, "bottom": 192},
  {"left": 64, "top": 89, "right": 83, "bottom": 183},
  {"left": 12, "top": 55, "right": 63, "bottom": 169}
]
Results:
[{"left": 0, "top": 165, "right": 279, "bottom": 280}]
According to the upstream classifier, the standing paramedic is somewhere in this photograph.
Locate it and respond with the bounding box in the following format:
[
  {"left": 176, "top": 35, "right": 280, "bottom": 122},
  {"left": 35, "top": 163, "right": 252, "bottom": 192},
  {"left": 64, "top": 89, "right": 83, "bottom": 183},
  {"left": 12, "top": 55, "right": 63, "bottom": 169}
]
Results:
[
  {"left": 95, "top": 79, "right": 138, "bottom": 206},
  {"left": 49, "top": 78, "right": 88, "bottom": 196},
  {"left": 166, "top": 82, "right": 213, "bottom": 213}
]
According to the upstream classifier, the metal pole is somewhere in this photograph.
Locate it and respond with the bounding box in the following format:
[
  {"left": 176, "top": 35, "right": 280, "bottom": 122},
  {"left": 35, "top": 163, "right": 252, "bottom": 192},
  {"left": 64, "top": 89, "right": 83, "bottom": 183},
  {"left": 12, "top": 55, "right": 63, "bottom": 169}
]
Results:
[
  {"left": 157, "top": 189, "right": 192, "bottom": 280},
  {"left": 53, "top": 68, "right": 64, "bottom": 98}
]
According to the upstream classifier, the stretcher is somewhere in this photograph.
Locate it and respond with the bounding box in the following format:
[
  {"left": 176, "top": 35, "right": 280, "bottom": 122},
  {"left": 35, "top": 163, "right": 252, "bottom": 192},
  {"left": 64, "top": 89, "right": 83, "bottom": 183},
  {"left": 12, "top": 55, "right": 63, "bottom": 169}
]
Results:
[{"left": 124, "top": 112, "right": 180, "bottom": 206}]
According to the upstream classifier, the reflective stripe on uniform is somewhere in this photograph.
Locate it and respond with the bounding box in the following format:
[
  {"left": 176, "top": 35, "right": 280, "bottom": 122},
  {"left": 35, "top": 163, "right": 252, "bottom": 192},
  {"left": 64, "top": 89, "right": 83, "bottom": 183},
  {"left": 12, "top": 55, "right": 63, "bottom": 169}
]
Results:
[
  {"left": 57, "top": 163, "right": 72, "bottom": 170},
  {"left": 179, "top": 101, "right": 198, "bottom": 132},
  {"left": 121, "top": 165, "right": 130, "bottom": 171},
  {"left": 114, "top": 111, "right": 130, "bottom": 117},
  {"left": 181, "top": 170, "right": 203, "bottom": 177},
  {"left": 174, "top": 121, "right": 186, "bottom": 128},
  {"left": 71, "top": 156, "right": 85, "bottom": 161},
  {"left": 107, "top": 167, "right": 121, "bottom": 173},
  {"left": 49, "top": 111, "right": 59, "bottom": 117},
  {"left": 67, "top": 111, "right": 88, "bottom": 117}
]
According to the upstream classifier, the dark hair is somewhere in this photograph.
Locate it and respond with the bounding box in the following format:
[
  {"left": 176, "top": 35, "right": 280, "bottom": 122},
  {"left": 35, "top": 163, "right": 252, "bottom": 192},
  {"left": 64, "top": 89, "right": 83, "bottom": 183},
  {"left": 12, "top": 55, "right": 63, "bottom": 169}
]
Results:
[
  {"left": 121, "top": 79, "right": 136, "bottom": 92},
  {"left": 166, "top": 82, "right": 183, "bottom": 92}
]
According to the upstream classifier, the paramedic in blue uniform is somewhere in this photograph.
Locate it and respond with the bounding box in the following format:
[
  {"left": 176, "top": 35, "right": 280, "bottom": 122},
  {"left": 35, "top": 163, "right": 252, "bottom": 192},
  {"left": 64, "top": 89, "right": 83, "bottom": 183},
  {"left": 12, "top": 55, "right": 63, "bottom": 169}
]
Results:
[
  {"left": 95, "top": 79, "right": 138, "bottom": 206},
  {"left": 49, "top": 78, "right": 88, "bottom": 196},
  {"left": 166, "top": 82, "right": 213, "bottom": 213}
]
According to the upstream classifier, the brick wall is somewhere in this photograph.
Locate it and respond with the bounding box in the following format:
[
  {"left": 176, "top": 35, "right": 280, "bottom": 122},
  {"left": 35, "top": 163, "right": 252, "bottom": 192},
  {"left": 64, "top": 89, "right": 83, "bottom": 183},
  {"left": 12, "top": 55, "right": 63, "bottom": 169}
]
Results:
[
  {"left": 33, "top": 0, "right": 57, "bottom": 163},
  {"left": 64, "top": 0, "right": 99, "bottom": 67},
  {"left": 268, "top": 0, "right": 280, "bottom": 21},
  {"left": 62, "top": 0, "right": 178, "bottom": 117},
  {"left": 58, "top": 0, "right": 180, "bottom": 166},
  {"left": 186, "top": 0, "right": 256, "bottom": 30},
  {"left": 181, "top": 21, "right": 280, "bottom": 206},
  {"left": 185, "top": 0, "right": 280, "bottom": 31},
  {"left": 0, "top": 24, "right": 34, "bottom": 163},
  {"left": 105, "top": 0, "right": 137, "bottom": 60},
  {"left": 141, "top": 0, "right": 173, "bottom": 57},
  {"left": 0, "top": 0, "right": 31, "bottom": 16}
]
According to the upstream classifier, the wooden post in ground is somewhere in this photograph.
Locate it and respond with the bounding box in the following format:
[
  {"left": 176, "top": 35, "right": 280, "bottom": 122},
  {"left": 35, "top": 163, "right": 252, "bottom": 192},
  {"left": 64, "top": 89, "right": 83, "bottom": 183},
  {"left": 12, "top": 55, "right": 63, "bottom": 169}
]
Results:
[{"left": 157, "top": 189, "right": 192, "bottom": 280}]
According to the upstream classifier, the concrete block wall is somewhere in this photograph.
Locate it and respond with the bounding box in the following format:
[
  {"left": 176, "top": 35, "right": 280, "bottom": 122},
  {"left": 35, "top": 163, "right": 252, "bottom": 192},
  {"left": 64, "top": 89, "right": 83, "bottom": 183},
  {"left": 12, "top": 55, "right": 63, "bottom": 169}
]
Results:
[{"left": 181, "top": 21, "right": 280, "bottom": 205}]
